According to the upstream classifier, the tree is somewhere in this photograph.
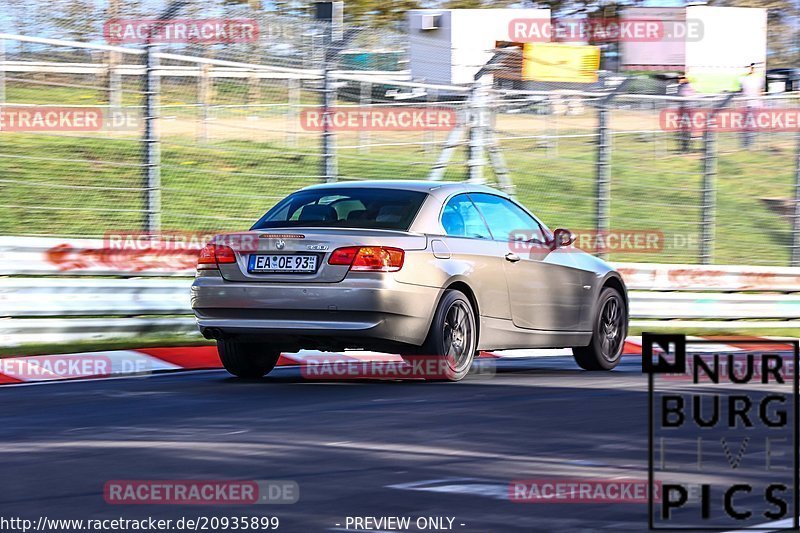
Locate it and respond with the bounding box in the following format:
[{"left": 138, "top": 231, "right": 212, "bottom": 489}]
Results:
[{"left": 344, "top": 0, "right": 423, "bottom": 28}]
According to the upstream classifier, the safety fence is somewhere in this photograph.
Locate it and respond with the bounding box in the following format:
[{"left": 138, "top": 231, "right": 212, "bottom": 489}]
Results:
[{"left": 2, "top": 30, "right": 800, "bottom": 269}]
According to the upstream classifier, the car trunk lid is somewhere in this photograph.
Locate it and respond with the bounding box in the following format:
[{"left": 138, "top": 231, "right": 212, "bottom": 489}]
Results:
[{"left": 216, "top": 228, "right": 427, "bottom": 283}]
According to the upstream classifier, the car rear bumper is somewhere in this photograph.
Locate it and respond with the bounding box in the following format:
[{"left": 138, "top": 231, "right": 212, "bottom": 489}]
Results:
[{"left": 191, "top": 273, "right": 440, "bottom": 346}]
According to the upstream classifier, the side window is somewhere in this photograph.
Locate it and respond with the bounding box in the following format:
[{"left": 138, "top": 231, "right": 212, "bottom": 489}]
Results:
[
  {"left": 441, "top": 194, "right": 491, "bottom": 239},
  {"left": 469, "top": 193, "right": 547, "bottom": 243}
]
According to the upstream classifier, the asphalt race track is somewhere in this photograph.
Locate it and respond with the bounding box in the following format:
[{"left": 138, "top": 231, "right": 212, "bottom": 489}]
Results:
[
  {"left": 0, "top": 356, "right": 652, "bottom": 532},
  {"left": 0, "top": 353, "right": 791, "bottom": 533}
]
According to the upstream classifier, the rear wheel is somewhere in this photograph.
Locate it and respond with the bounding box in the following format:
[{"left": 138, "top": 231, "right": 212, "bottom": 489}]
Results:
[
  {"left": 419, "top": 290, "right": 477, "bottom": 382},
  {"left": 572, "top": 287, "right": 627, "bottom": 371},
  {"left": 217, "top": 339, "right": 281, "bottom": 378}
]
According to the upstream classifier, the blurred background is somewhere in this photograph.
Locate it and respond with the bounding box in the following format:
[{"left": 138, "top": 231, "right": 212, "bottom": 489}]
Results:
[{"left": 1, "top": 0, "right": 799, "bottom": 265}]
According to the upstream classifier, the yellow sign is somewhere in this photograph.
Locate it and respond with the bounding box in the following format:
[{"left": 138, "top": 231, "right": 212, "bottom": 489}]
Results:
[{"left": 522, "top": 43, "right": 600, "bottom": 83}]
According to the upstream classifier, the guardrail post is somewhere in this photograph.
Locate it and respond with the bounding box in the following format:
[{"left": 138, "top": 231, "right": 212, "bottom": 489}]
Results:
[
  {"left": 791, "top": 129, "right": 800, "bottom": 266},
  {"left": 142, "top": 43, "right": 161, "bottom": 233},
  {"left": 596, "top": 103, "right": 611, "bottom": 260}
]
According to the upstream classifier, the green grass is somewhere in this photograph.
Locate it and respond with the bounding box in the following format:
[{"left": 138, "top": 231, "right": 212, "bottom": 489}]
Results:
[
  {"left": 0, "top": 333, "right": 212, "bottom": 357},
  {"left": 1, "top": 77, "right": 797, "bottom": 266},
  {"left": 5, "top": 79, "right": 315, "bottom": 107},
  {"left": 0, "top": 128, "right": 795, "bottom": 265}
]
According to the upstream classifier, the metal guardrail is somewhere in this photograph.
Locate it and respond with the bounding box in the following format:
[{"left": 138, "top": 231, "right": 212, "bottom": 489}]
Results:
[
  {"left": 7, "top": 236, "right": 800, "bottom": 287},
  {"left": 0, "top": 318, "right": 198, "bottom": 347},
  {"left": 4, "top": 278, "right": 800, "bottom": 319},
  {"left": 3, "top": 237, "right": 800, "bottom": 346},
  {"left": 2, "top": 278, "right": 800, "bottom": 346}
]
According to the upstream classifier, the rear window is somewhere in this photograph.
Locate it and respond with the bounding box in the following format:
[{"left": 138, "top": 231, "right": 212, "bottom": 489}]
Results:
[{"left": 251, "top": 188, "right": 428, "bottom": 231}]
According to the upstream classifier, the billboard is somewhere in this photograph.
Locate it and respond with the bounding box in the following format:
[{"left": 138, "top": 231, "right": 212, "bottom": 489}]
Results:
[
  {"left": 522, "top": 43, "right": 600, "bottom": 83},
  {"left": 620, "top": 7, "right": 686, "bottom": 71}
]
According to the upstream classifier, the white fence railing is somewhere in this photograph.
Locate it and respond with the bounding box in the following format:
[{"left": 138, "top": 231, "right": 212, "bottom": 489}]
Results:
[{"left": 2, "top": 237, "right": 800, "bottom": 346}]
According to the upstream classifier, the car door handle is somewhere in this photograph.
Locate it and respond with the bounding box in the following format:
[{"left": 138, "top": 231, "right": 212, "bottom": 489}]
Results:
[{"left": 505, "top": 252, "right": 520, "bottom": 262}]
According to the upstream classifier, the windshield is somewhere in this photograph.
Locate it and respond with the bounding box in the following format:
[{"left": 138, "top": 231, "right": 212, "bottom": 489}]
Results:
[{"left": 251, "top": 188, "right": 428, "bottom": 231}]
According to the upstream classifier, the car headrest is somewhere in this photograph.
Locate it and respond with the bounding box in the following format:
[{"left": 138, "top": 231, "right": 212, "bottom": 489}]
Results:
[
  {"left": 299, "top": 204, "right": 338, "bottom": 222},
  {"left": 346, "top": 209, "right": 367, "bottom": 221},
  {"left": 441, "top": 209, "right": 465, "bottom": 236},
  {"left": 376, "top": 205, "right": 405, "bottom": 223}
]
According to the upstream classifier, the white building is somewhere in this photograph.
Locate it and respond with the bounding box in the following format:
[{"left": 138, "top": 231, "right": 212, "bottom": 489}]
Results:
[
  {"left": 408, "top": 8, "right": 550, "bottom": 86},
  {"left": 620, "top": 6, "right": 767, "bottom": 92}
]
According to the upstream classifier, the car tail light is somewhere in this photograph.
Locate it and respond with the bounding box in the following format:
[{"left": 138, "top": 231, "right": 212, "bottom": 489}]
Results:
[
  {"left": 328, "top": 246, "right": 404, "bottom": 272},
  {"left": 197, "top": 243, "right": 236, "bottom": 269},
  {"left": 214, "top": 245, "right": 236, "bottom": 263},
  {"left": 328, "top": 247, "right": 360, "bottom": 266}
]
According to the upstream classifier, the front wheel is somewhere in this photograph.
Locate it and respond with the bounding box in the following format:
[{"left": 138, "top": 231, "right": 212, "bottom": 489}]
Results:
[
  {"left": 217, "top": 339, "right": 281, "bottom": 378},
  {"left": 418, "top": 290, "right": 477, "bottom": 382},
  {"left": 572, "top": 287, "right": 628, "bottom": 371}
]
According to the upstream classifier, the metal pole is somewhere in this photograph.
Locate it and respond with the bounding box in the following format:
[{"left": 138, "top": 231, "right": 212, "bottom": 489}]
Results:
[
  {"left": 142, "top": 43, "right": 161, "bottom": 233},
  {"left": 592, "top": 79, "right": 635, "bottom": 260},
  {"left": 358, "top": 80, "right": 371, "bottom": 154},
  {"left": 321, "top": 60, "right": 337, "bottom": 182},
  {"left": 699, "top": 110, "right": 718, "bottom": 265},
  {"left": 467, "top": 77, "right": 488, "bottom": 184},
  {"left": 791, "top": 129, "right": 800, "bottom": 266},
  {"left": 108, "top": 50, "right": 121, "bottom": 112},
  {"left": 484, "top": 85, "right": 513, "bottom": 195},
  {"left": 424, "top": 88, "right": 435, "bottom": 155},
  {"left": 197, "top": 64, "right": 211, "bottom": 143},
  {"left": 596, "top": 104, "right": 611, "bottom": 260},
  {"left": 697, "top": 94, "right": 733, "bottom": 265},
  {"left": 287, "top": 77, "right": 299, "bottom": 148}
]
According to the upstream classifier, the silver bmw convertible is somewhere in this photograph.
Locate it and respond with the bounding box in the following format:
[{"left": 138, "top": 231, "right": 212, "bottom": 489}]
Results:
[{"left": 191, "top": 180, "right": 628, "bottom": 381}]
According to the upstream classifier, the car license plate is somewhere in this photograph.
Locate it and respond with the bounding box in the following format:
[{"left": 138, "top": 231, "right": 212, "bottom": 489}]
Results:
[{"left": 248, "top": 254, "right": 317, "bottom": 273}]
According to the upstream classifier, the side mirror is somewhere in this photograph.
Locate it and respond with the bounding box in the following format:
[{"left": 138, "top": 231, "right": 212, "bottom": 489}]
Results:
[{"left": 552, "top": 228, "right": 575, "bottom": 249}]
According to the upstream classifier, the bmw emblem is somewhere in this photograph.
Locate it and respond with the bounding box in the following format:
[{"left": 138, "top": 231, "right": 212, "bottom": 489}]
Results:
[{"left": 275, "top": 240, "right": 285, "bottom": 250}]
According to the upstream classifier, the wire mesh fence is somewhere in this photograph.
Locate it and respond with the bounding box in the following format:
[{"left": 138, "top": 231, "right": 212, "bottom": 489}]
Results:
[{"left": 1, "top": 26, "right": 799, "bottom": 267}]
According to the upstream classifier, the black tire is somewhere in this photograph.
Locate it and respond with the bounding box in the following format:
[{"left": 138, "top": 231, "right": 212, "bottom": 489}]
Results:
[
  {"left": 572, "top": 287, "right": 628, "bottom": 371},
  {"left": 418, "top": 289, "right": 478, "bottom": 382},
  {"left": 217, "top": 339, "right": 281, "bottom": 378}
]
